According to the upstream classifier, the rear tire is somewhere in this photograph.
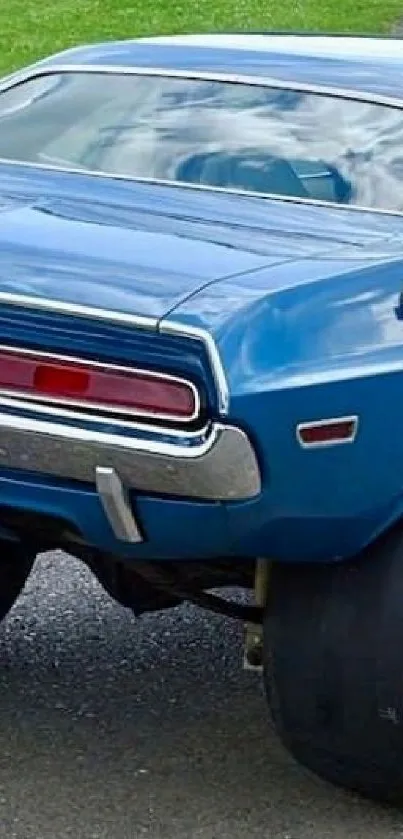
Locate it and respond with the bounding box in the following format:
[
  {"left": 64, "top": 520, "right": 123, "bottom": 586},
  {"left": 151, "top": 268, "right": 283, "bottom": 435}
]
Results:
[
  {"left": 263, "top": 525, "right": 403, "bottom": 803},
  {"left": 0, "top": 541, "right": 35, "bottom": 623}
]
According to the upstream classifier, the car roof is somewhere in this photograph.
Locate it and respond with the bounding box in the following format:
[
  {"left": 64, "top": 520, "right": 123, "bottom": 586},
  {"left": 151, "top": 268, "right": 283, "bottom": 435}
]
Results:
[{"left": 33, "top": 33, "right": 403, "bottom": 102}]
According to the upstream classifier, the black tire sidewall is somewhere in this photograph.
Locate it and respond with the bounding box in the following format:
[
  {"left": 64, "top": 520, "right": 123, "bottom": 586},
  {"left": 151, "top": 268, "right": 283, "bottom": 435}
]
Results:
[{"left": 263, "top": 525, "right": 403, "bottom": 803}]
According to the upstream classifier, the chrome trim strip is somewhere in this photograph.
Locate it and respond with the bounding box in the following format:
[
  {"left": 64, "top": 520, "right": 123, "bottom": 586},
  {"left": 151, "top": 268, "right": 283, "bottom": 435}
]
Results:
[
  {"left": 95, "top": 466, "right": 143, "bottom": 542},
  {"left": 0, "top": 63, "right": 403, "bottom": 218},
  {"left": 0, "top": 413, "right": 261, "bottom": 501},
  {"left": 1, "top": 63, "right": 402, "bottom": 107},
  {"left": 159, "top": 320, "right": 229, "bottom": 415},
  {"left": 0, "top": 343, "right": 201, "bottom": 424},
  {"left": 296, "top": 414, "right": 359, "bottom": 449},
  {"left": 3, "top": 156, "right": 403, "bottom": 220},
  {"left": 0, "top": 394, "right": 204, "bottom": 437},
  {"left": 0, "top": 291, "right": 157, "bottom": 329},
  {"left": 0, "top": 389, "right": 197, "bottom": 425}
]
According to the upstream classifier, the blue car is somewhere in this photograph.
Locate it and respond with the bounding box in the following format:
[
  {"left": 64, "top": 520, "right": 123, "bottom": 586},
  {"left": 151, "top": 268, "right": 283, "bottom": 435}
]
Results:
[{"left": 1, "top": 31, "right": 403, "bottom": 801}]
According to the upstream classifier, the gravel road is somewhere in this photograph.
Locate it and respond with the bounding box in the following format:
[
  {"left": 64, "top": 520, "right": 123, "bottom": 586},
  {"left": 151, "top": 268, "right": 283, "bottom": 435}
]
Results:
[{"left": 0, "top": 552, "right": 402, "bottom": 839}]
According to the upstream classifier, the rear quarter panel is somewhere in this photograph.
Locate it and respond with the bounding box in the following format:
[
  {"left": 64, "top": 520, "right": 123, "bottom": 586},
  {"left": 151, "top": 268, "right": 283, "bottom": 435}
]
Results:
[{"left": 165, "top": 246, "right": 403, "bottom": 561}]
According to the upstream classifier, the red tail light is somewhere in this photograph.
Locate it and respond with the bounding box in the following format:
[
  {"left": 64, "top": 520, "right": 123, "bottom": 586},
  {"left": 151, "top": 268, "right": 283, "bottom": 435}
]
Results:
[{"left": 0, "top": 347, "right": 199, "bottom": 423}]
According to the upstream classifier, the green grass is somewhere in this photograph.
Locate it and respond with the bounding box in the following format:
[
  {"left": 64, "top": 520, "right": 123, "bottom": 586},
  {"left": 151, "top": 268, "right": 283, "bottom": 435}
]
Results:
[{"left": 0, "top": 0, "right": 402, "bottom": 75}]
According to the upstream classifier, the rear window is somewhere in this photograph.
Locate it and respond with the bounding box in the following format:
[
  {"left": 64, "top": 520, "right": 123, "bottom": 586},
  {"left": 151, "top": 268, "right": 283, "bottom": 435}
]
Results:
[{"left": 0, "top": 71, "right": 402, "bottom": 211}]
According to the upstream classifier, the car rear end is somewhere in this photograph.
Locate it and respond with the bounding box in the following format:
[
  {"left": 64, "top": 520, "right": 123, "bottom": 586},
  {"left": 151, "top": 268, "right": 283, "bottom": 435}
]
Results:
[
  {"left": 0, "top": 293, "right": 263, "bottom": 558},
  {"left": 1, "top": 165, "right": 403, "bottom": 567}
]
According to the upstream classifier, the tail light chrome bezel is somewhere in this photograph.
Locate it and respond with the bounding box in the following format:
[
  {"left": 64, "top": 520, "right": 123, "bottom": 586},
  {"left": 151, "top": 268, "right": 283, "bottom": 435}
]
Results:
[{"left": 0, "top": 344, "right": 201, "bottom": 426}]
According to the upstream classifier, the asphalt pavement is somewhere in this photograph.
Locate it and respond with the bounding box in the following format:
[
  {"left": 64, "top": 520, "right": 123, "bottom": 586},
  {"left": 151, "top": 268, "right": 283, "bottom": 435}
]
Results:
[{"left": 0, "top": 552, "right": 402, "bottom": 838}]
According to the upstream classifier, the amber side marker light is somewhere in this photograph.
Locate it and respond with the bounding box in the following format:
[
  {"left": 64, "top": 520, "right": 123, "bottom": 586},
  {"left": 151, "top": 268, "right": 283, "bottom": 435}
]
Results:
[
  {"left": 0, "top": 347, "right": 199, "bottom": 422},
  {"left": 297, "top": 416, "right": 358, "bottom": 448}
]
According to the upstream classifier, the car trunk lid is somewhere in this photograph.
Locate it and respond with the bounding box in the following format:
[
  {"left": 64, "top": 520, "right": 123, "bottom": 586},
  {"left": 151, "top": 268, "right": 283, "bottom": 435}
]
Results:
[{"left": 0, "top": 164, "right": 400, "bottom": 324}]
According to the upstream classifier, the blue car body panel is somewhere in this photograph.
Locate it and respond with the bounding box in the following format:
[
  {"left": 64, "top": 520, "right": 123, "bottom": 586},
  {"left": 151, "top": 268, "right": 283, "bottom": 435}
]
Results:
[
  {"left": 169, "top": 253, "right": 403, "bottom": 561},
  {"left": 0, "top": 175, "right": 269, "bottom": 320},
  {"left": 1, "top": 35, "right": 403, "bottom": 563}
]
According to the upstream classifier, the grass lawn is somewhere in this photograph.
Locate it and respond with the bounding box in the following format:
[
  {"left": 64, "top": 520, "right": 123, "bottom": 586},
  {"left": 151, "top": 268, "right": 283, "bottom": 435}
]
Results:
[{"left": 0, "top": 0, "right": 402, "bottom": 75}]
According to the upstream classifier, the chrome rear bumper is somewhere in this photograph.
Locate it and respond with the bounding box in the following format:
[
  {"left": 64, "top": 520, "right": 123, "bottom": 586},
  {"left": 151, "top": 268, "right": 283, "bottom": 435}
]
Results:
[{"left": 0, "top": 410, "right": 261, "bottom": 522}]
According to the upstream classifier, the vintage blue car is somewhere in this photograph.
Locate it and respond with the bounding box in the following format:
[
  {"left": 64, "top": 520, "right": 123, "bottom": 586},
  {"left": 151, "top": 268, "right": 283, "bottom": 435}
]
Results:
[{"left": 0, "top": 31, "right": 403, "bottom": 801}]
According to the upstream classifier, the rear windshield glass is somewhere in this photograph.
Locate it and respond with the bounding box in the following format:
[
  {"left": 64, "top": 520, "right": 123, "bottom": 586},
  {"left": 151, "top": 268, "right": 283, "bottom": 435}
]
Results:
[{"left": 0, "top": 71, "right": 402, "bottom": 211}]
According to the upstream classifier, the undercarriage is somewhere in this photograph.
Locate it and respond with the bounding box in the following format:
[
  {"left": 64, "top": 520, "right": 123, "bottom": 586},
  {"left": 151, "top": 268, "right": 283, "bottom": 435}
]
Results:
[
  {"left": 4, "top": 504, "right": 403, "bottom": 805},
  {"left": 0, "top": 503, "right": 260, "bottom": 619}
]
